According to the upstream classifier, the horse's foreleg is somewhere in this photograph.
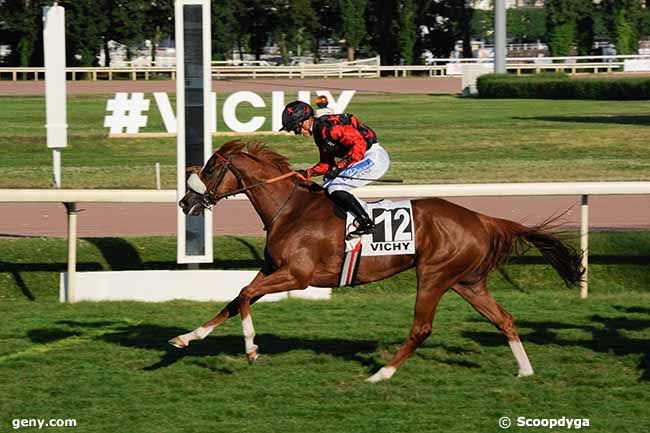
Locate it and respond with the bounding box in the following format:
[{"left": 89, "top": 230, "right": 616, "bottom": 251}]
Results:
[
  {"left": 238, "top": 266, "right": 309, "bottom": 363},
  {"left": 367, "top": 271, "right": 449, "bottom": 383},
  {"left": 169, "top": 270, "right": 268, "bottom": 349},
  {"left": 453, "top": 281, "right": 534, "bottom": 377}
]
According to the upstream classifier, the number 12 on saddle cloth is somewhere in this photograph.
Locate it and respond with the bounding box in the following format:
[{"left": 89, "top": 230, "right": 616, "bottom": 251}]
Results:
[{"left": 340, "top": 200, "right": 416, "bottom": 286}]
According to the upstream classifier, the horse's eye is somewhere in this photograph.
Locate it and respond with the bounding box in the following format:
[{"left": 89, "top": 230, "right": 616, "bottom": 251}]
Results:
[{"left": 204, "top": 166, "right": 215, "bottom": 175}]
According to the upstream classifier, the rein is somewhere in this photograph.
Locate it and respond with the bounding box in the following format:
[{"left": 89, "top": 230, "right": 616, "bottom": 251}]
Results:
[
  {"left": 198, "top": 153, "right": 302, "bottom": 230},
  {"left": 214, "top": 171, "right": 299, "bottom": 201}
]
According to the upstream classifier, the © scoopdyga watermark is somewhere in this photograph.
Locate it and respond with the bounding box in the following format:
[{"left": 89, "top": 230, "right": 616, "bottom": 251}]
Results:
[
  {"left": 12, "top": 418, "right": 77, "bottom": 430},
  {"left": 499, "top": 416, "right": 590, "bottom": 429}
]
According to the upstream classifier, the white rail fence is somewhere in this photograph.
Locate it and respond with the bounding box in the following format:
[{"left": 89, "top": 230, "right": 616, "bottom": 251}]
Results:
[
  {"left": 3, "top": 55, "right": 650, "bottom": 81},
  {"left": 2, "top": 181, "right": 650, "bottom": 301}
]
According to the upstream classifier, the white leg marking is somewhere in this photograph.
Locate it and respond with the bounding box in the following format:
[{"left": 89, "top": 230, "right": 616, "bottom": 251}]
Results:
[
  {"left": 366, "top": 366, "right": 396, "bottom": 383},
  {"left": 509, "top": 340, "right": 534, "bottom": 377},
  {"left": 194, "top": 325, "right": 214, "bottom": 339},
  {"left": 178, "top": 325, "right": 214, "bottom": 344},
  {"left": 170, "top": 325, "right": 214, "bottom": 348},
  {"left": 241, "top": 315, "right": 258, "bottom": 355}
]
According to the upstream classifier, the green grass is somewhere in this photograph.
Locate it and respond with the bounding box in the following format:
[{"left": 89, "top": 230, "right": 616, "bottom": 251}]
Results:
[
  {"left": 1, "top": 234, "right": 649, "bottom": 433},
  {"left": 1, "top": 91, "right": 649, "bottom": 431},
  {"left": 1, "top": 94, "right": 650, "bottom": 188}
]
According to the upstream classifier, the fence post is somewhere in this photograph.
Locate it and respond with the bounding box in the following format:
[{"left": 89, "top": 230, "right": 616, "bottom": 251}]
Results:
[
  {"left": 155, "top": 162, "right": 161, "bottom": 190},
  {"left": 64, "top": 202, "right": 78, "bottom": 303},
  {"left": 580, "top": 195, "right": 589, "bottom": 299}
]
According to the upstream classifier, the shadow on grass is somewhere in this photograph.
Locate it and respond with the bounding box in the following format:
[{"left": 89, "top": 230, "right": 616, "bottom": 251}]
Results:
[
  {"left": 462, "top": 308, "right": 650, "bottom": 381},
  {"left": 28, "top": 320, "right": 384, "bottom": 373},
  {"left": 5, "top": 252, "right": 649, "bottom": 301},
  {"left": 0, "top": 235, "right": 267, "bottom": 301},
  {"left": 0, "top": 261, "right": 103, "bottom": 301},
  {"left": 83, "top": 236, "right": 264, "bottom": 271},
  {"left": 25, "top": 320, "right": 490, "bottom": 375},
  {"left": 85, "top": 238, "right": 143, "bottom": 270},
  {"left": 513, "top": 115, "right": 650, "bottom": 127}
]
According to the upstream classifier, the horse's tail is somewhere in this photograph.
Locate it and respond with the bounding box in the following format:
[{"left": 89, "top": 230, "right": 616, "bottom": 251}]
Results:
[{"left": 480, "top": 216, "right": 584, "bottom": 288}]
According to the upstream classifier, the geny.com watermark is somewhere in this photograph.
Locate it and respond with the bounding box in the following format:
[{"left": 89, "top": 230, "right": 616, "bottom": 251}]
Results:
[
  {"left": 12, "top": 419, "right": 77, "bottom": 430},
  {"left": 499, "top": 416, "right": 590, "bottom": 429}
]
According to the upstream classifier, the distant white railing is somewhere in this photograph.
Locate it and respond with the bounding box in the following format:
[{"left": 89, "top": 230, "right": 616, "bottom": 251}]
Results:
[
  {"left": 2, "top": 181, "right": 650, "bottom": 299},
  {"left": 3, "top": 54, "right": 650, "bottom": 81}
]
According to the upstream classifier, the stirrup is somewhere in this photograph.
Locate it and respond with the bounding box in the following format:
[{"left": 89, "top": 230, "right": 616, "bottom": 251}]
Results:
[{"left": 347, "top": 220, "right": 376, "bottom": 239}]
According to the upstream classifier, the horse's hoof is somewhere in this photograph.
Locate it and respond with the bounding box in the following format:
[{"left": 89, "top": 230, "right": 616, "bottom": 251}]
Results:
[
  {"left": 168, "top": 336, "right": 188, "bottom": 349},
  {"left": 247, "top": 351, "right": 259, "bottom": 364},
  {"left": 366, "top": 366, "right": 396, "bottom": 383},
  {"left": 517, "top": 369, "right": 534, "bottom": 377}
]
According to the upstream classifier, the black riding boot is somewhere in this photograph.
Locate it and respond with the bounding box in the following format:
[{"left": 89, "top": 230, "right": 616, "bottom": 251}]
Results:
[{"left": 328, "top": 190, "right": 376, "bottom": 238}]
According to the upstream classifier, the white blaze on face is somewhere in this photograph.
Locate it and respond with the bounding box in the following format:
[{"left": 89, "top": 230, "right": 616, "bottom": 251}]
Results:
[{"left": 187, "top": 173, "right": 207, "bottom": 194}]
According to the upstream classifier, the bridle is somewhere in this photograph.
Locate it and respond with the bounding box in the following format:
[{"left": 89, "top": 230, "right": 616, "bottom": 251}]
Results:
[
  {"left": 194, "top": 153, "right": 242, "bottom": 208},
  {"left": 191, "top": 152, "right": 303, "bottom": 229}
]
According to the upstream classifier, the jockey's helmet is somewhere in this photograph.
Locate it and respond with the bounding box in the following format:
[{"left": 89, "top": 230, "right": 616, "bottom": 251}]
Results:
[{"left": 280, "top": 101, "right": 314, "bottom": 133}]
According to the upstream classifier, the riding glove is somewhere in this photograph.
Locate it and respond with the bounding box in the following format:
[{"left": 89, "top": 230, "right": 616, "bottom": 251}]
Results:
[{"left": 324, "top": 166, "right": 343, "bottom": 182}]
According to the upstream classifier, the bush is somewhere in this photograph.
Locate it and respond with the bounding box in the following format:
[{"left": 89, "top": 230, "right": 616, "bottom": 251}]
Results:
[{"left": 477, "top": 73, "right": 650, "bottom": 100}]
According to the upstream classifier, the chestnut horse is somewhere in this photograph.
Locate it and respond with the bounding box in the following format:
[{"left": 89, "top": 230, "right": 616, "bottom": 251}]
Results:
[{"left": 170, "top": 141, "right": 583, "bottom": 382}]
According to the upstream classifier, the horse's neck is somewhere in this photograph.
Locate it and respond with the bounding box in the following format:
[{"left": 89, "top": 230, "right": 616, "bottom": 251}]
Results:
[
  {"left": 243, "top": 174, "right": 326, "bottom": 231},
  {"left": 240, "top": 168, "right": 296, "bottom": 228}
]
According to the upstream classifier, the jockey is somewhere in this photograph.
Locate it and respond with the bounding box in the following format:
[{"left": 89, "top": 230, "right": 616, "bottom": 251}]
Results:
[{"left": 280, "top": 99, "right": 390, "bottom": 237}]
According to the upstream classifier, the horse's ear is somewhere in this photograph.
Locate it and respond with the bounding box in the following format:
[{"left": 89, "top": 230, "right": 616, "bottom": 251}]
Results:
[{"left": 186, "top": 165, "right": 202, "bottom": 175}]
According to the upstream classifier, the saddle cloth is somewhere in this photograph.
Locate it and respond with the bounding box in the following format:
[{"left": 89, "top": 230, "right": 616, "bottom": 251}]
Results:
[
  {"left": 344, "top": 199, "right": 416, "bottom": 256},
  {"left": 339, "top": 199, "right": 416, "bottom": 287}
]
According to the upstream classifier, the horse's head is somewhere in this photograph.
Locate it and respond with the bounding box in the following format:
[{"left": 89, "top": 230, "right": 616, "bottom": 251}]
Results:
[
  {"left": 179, "top": 140, "right": 293, "bottom": 215},
  {"left": 179, "top": 142, "right": 246, "bottom": 216}
]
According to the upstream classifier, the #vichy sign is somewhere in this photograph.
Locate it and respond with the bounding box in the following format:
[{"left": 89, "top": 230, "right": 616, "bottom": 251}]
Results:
[{"left": 104, "top": 90, "right": 355, "bottom": 135}]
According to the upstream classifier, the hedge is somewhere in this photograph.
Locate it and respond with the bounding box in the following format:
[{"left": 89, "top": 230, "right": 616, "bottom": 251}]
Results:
[{"left": 477, "top": 73, "right": 650, "bottom": 100}]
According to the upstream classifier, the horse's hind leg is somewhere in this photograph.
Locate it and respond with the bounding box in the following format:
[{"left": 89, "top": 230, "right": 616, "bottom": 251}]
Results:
[
  {"left": 367, "top": 269, "right": 451, "bottom": 383},
  {"left": 169, "top": 270, "right": 268, "bottom": 348},
  {"left": 453, "top": 279, "right": 534, "bottom": 377}
]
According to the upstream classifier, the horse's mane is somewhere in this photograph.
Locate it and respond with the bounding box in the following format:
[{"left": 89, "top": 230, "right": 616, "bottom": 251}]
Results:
[{"left": 218, "top": 140, "right": 291, "bottom": 173}]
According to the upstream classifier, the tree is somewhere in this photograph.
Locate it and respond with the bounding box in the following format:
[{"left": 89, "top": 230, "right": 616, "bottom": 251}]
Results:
[
  {"left": 598, "top": 0, "right": 643, "bottom": 54},
  {"left": 103, "top": 0, "right": 148, "bottom": 64},
  {"left": 418, "top": 0, "right": 475, "bottom": 59},
  {"left": 310, "top": 1, "right": 340, "bottom": 63},
  {"left": 366, "top": 0, "right": 399, "bottom": 64},
  {"left": 507, "top": 7, "right": 546, "bottom": 43},
  {"left": 62, "top": 0, "right": 108, "bottom": 66},
  {"left": 614, "top": 9, "right": 637, "bottom": 54},
  {"left": 339, "top": 0, "right": 367, "bottom": 61},
  {"left": 471, "top": 8, "right": 493, "bottom": 42},
  {"left": 272, "top": 0, "right": 319, "bottom": 65},
  {"left": 0, "top": 0, "right": 49, "bottom": 67},
  {"left": 289, "top": 0, "right": 319, "bottom": 60},
  {"left": 398, "top": 0, "right": 416, "bottom": 64},
  {"left": 237, "top": 0, "right": 281, "bottom": 60},
  {"left": 545, "top": 0, "right": 595, "bottom": 56},
  {"left": 212, "top": 1, "right": 238, "bottom": 60},
  {"left": 143, "top": 0, "right": 174, "bottom": 64}
]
